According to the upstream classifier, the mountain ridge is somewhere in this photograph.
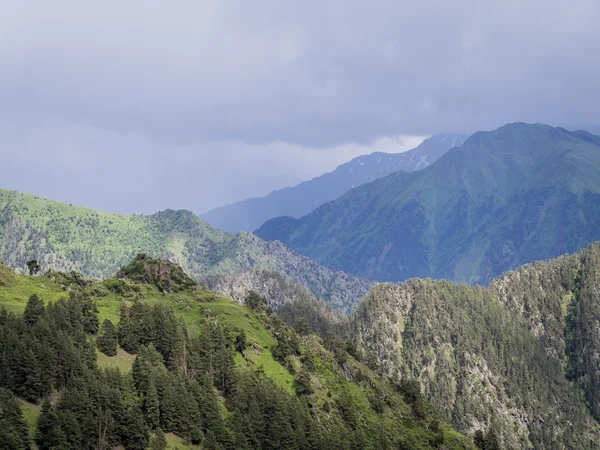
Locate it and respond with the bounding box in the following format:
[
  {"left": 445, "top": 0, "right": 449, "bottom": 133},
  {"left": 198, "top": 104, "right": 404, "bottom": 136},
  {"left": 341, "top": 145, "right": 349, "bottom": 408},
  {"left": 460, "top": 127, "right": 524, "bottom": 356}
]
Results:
[
  {"left": 0, "top": 188, "right": 372, "bottom": 311},
  {"left": 255, "top": 123, "right": 600, "bottom": 285},
  {"left": 351, "top": 241, "right": 600, "bottom": 449},
  {"left": 201, "top": 133, "right": 468, "bottom": 233}
]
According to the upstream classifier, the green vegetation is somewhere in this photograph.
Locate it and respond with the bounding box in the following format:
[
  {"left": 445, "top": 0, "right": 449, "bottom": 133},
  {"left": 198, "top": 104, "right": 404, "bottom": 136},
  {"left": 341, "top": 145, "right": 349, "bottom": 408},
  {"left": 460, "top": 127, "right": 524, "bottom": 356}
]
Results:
[
  {"left": 256, "top": 123, "right": 600, "bottom": 285},
  {"left": 353, "top": 242, "right": 600, "bottom": 449},
  {"left": 0, "top": 257, "right": 475, "bottom": 449},
  {"left": 0, "top": 189, "right": 371, "bottom": 311}
]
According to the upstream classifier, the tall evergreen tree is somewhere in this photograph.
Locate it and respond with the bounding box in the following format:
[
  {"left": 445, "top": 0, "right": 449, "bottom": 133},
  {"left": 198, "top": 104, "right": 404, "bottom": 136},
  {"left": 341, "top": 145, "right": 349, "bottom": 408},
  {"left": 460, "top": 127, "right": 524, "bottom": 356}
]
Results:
[
  {"left": 148, "top": 428, "right": 168, "bottom": 450},
  {"left": 0, "top": 389, "right": 29, "bottom": 450},
  {"left": 36, "top": 399, "right": 67, "bottom": 450},
  {"left": 24, "top": 294, "right": 45, "bottom": 327},
  {"left": 97, "top": 319, "right": 118, "bottom": 356},
  {"left": 143, "top": 377, "right": 160, "bottom": 430}
]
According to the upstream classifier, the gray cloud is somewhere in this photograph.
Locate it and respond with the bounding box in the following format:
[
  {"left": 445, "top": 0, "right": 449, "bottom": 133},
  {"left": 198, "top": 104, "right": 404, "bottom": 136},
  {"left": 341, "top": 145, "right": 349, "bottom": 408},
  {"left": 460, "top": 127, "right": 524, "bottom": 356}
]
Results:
[
  {"left": 0, "top": 123, "right": 423, "bottom": 213},
  {"left": 1, "top": 0, "right": 599, "bottom": 213}
]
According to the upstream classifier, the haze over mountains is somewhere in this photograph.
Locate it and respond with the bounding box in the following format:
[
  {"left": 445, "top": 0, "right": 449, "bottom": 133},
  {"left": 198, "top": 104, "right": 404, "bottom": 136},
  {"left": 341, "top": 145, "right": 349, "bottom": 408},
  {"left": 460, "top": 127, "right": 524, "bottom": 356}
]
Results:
[
  {"left": 201, "top": 133, "right": 468, "bottom": 233},
  {"left": 256, "top": 123, "right": 600, "bottom": 285}
]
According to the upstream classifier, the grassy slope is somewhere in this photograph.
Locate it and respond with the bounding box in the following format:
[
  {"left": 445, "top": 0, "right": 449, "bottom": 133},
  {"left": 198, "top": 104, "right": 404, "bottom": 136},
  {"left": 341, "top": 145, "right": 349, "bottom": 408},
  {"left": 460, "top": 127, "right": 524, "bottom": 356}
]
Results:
[
  {"left": 1, "top": 264, "right": 295, "bottom": 391},
  {"left": 18, "top": 399, "right": 41, "bottom": 438},
  {"left": 0, "top": 262, "right": 475, "bottom": 449},
  {"left": 0, "top": 189, "right": 371, "bottom": 311}
]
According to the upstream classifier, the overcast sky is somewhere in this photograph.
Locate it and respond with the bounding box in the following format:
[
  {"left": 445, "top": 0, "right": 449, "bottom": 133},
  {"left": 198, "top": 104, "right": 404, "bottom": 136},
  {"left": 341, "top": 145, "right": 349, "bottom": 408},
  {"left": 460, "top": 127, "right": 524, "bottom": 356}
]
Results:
[{"left": 1, "top": 0, "right": 599, "bottom": 214}]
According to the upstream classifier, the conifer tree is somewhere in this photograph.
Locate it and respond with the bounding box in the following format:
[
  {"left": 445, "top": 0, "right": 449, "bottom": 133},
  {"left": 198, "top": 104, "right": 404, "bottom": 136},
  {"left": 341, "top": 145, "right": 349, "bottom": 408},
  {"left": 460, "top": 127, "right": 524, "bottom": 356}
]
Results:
[
  {"left": 119, "top": 406, "right": 149, "bottom": 450},
  {"left": 203, "top": 429, "right": 224, "bottom": 450},
  {"left": 484, "top": 428, "right": 501, "bottom": 450},
  {"left": 36, "top": 399, "right": 67, "bottom": 450},
  {"left": 0, "top": 389, "right": 30, "bottom": 450},
  {"left": 97, "top": 319, "right": 118, "bottom": 356},
  {"left": 143, "top": 377, "right": 160, "bottom": 430},
  {"left": 24, "top": 294, "right": 45, "bottom": 326},
  {"left": 149, "top": 428, "right": 168, "bottom": 450}
]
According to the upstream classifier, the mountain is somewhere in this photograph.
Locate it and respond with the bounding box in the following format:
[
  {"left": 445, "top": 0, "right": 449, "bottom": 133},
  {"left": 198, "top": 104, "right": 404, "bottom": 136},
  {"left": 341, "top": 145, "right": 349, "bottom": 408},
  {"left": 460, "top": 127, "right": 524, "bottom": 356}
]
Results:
[
  {"left": 0, "top": 189, "right": 372, "bottom": 311},
  {"left": 0, "top": 256, "right": 476, "bottom": 449},
  {"left": 351, "top": 242, "right": 600, "bottom": 449},
  {"left": 256, "top": 123, "right": 600, "bottom": 285},
  {"left": 201, "top": 133, "right": 468, "bottom": 233}
]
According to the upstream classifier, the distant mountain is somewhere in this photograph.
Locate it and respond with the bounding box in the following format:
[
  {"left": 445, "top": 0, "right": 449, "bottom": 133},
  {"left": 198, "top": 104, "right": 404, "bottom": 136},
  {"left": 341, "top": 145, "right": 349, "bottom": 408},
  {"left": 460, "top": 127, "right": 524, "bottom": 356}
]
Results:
[
  {"left": 0, "top": 189, "right": 372, "bottom": 311},
  {"left": 351, "top": 242, "right": 600, "bottom": 449},
  {"left": 255, "top": 123, "right": 600, "bottom": 284},
  {"left": 201, "top": 133, "right": 468, "bottom": 233}
]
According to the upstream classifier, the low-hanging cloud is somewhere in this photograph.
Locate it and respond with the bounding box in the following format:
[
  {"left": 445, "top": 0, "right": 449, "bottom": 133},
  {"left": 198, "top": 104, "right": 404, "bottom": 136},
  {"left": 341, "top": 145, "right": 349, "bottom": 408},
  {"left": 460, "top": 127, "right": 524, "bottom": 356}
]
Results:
[
  {"left": 0, "top": 123, "right": 423, "bottom": 214},
  {"left": 1, "top": 0, "right": 599, "bottom": 213}
]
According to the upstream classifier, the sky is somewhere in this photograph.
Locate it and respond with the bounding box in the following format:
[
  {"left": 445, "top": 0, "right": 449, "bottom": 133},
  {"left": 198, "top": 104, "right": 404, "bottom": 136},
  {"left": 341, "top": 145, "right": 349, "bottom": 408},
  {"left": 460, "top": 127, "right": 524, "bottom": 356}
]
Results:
[{"left": 1, "top": 0, "right": 599, "bottom": 214}]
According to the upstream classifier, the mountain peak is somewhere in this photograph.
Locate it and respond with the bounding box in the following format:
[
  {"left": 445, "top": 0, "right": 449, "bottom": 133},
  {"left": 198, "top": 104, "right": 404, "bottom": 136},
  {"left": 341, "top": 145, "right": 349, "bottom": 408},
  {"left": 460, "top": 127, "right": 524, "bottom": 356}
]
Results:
[
  {"left": 201, "top": 132, "right": 468, "bottom": 233},
  {"left": 255, "top": 123, "right": 600, "bottom": 285}
]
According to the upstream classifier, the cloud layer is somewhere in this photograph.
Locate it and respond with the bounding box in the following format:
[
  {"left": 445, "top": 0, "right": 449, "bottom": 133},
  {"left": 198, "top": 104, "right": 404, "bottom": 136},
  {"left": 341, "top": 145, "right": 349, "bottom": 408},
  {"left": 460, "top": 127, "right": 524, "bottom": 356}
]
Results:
[{"left": 1, "top": 0, "right": 599, "bottom": 213}]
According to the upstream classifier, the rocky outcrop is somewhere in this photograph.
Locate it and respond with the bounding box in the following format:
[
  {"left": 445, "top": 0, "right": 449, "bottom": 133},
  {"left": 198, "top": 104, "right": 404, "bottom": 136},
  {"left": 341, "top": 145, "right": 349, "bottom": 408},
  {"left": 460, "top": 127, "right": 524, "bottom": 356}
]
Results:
[{"left": 352, "top": 244, "right": 600, "bottom": 449}]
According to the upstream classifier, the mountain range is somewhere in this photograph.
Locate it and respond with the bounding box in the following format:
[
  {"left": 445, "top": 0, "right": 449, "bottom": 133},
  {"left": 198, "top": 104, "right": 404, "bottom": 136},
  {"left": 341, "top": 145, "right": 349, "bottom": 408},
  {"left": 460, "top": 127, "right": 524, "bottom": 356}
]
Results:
[
  {"left": 0, "top": 189, "right": 371, "bottom": 311},
  {"left": 256, "top": 123, "right": 600, "bottom": 285},
  {"left": 201, "top": 133, "right": 468, "bottom": 233}
]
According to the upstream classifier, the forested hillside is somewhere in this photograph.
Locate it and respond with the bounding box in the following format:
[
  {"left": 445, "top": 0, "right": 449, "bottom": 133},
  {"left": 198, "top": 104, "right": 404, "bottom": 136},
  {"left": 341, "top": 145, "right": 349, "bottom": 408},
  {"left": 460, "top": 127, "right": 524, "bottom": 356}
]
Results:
[
  {"left": 0, "top": 255, "right": 475, "bottom": 449},
  {"left": 0, "top": 189, "right": 371, "bottom": 311},
  {"left": 256, "top": 123, "right": 600, "bottom": 285},
  {"left": 201, "top": 133, "right": 467, "bottom": 233},
  {"left": 352, "top": 242, "right": 600, "bottom": 449}
]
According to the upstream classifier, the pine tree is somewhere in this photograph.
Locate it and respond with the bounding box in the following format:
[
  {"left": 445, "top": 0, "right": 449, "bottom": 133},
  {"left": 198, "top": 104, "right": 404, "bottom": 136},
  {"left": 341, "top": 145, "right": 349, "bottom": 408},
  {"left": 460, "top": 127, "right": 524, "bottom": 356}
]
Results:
[
  {"left": 57, "top": 409, "right": 82, "bottom": 450},
  {"left": 36, "top": 399, "right": 67, "bottom": 450},
  {"left": 484, "top": 428, "right": 501, "bottom": 450},
  {"left": 97, "top": 319, "right": 118, "bottom": 356},
  {"left": 203, "top": 429, "right": 224, "bottom": 450},
  {"left": 474, "top": 430, "right": 485, "bottom": 449},
  {"left": 143, "top": 377, "right": 160, "bottom": 430},
  {"left": 149, "top": 428, "right": 168, "bottom": 450},
  {"left": 80, "top": 296, "right": 99, "bottom": 334},
  {"left": 16, "top": 346, "right": 44, "bottom": 402},
  {"left": 117, "top": 303, "right": 137, "bottom": 353},
  {"left": 119, "top": 406, "right": 149, "bottom": 450},
  {"left": 24, "top": 294, "right": 45, "bottom": 327},
  {"left": 0, "top": 389, "right": 30, "bottom": 449}
]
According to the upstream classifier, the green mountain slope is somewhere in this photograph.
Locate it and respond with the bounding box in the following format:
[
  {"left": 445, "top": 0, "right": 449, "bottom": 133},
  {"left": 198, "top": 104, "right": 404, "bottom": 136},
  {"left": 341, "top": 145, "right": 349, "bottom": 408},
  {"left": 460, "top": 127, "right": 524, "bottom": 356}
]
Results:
[
  {"left": 0, "top": 189, "right": 372, "bottom": 311},
  {"left": 0, "top": 257, "right": 475, "bottom": 449},
  {"left": 351, "top": 242, "right": 600, "bottom": 449},
  {"left": 255, "top": 123, "right": 600, "bottom": 285},
  {"left": 201, "top": 133, "right": 467, "bottom": 233}
]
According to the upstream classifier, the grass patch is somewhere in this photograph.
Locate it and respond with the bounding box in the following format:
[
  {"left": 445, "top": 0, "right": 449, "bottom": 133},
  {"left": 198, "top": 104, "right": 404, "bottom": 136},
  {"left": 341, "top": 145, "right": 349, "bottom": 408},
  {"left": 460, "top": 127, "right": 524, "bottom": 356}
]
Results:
[
  {"left": 18, "top": 398, "right": 41, "bottom": 439},
  {"left": 166, "top": 432, "right": 197, "bottom": 449},
  {"left": 96, "top": 347, "right": 135, "bottom": 372}
]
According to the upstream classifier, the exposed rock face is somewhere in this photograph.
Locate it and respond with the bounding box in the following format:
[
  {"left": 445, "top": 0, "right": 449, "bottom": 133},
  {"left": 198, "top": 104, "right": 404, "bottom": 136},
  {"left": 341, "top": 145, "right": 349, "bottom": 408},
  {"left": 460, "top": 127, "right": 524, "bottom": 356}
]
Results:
[{"left": 352, "top": 243, "right": 600, "bottom": 449}]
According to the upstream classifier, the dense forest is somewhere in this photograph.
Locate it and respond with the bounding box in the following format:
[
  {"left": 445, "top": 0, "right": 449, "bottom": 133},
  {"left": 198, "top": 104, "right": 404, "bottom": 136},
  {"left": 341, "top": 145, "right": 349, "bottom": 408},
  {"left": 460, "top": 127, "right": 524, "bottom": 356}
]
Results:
[
  {"left": 352, "top": 242, "right": 600, "bottom": 449},
  {"left": 0, "top": 255, "right": 475, "bottom": 449}
]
